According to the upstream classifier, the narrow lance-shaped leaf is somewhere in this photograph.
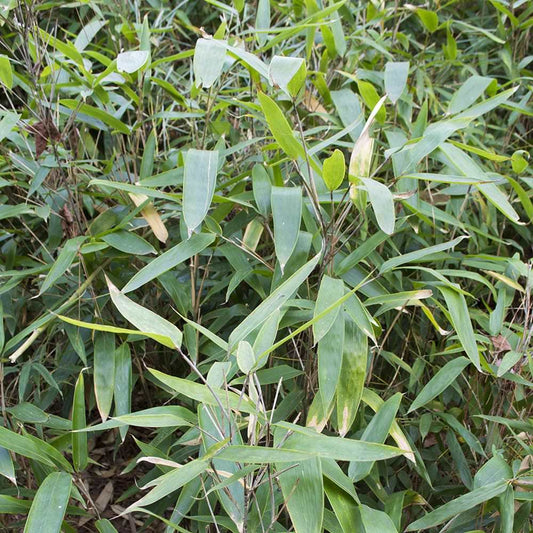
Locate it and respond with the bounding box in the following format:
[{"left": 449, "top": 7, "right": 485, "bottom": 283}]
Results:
[
  {"left": 123, "top": 232, "right": 215, "bottom": 293},
  {"left": 72, "top": 371, "right": 88, "bottom": 471},
  {"left": 229, "top": 252, "right": 320, "bottom": 349},
  {"left": 257, "top": 91, "right": 305, "bottom": 159},
  {"left": 405, "top": 479, "right": 508, "bottom": 531},
  {"left": 438, "top": 286, "right": 480, "bottom": 370},
  {"left": 359, "top": 504, "right": 398, "bottom": 533},
  {"left": 114, "top": 343, "right": 132, "bottom": 441},
  {"left": 385, "top": 61, "right": 409, "bottom": 104},
  {"left": 107, "top": 276, "right": 182, "bottom": 349},
  {"left": 337, "top": 319, "right": 368, "bottom": 437},
  {"left": 361, "top": 178, "right": 395, "bottom": 235},
  {"left": 271, "top": 186, "right": 302, "bottom": 272},
  {"left": 313, "top": 276, "right": 345, "bottom": 344},
  {"left": 0, "top": 55, "right": 13, "bottom": 89},
  {"left": 318, "top": 310, "right": 344, "bottom": 411},
  {"left": 183, "top": 149, "right": 218, "bottom": 236},
  {"left": 380, "top": 236, "right": 468, "bottom": 274},
  {"left": 277, "top": 456, "right": 323, "bottom": 533},
  {"left": 39, "top": 236, "right": 85, "bottom": 295},
  {"left": 349, "top": 393, "right": 402, "bottom": 481},
  {"left": 24, "top": 472, "right": 72, "bottom": 533},
  {"left": 408, "top": 356, "right": 470, "bottom": 413},
  {"left": 94, "top": 331, "right": 115, "bottom": 421}
]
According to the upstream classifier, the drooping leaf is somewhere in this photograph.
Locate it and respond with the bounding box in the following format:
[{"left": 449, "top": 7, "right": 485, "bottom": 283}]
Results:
[
  {"left": 107, "top": 277, "right": 183, "bottom": 348},
  {"left": 385, "top": 61, "right": 409, "bottom": 104},
  {"left": 93, "top": 331, "right": 115, "bottom": 421},
  {"left": 183, "top": 149, "right": 218, "bottom": 236},
  {"left": 271, "top": 186, "right": 302, "bottom": 271},
  {"left": 193, "top": 38, "right": 226, "bottom": 88}
]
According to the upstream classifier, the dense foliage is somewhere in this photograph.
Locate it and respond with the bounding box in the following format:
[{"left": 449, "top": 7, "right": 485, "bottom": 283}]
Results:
[{"left": 0, "top": 0, "right": 532, "bottom": 531}]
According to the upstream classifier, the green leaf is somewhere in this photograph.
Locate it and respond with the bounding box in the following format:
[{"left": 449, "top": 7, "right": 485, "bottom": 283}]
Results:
[
  {"left": 278, "top": 456, "right": 323, "bottom": 533},
  {"left": 39, "top": 236, "right": 85, "bottom": 295},
  {"left": 123, "top": 232, "right": 215, "bottom": 293},
  {"left": 79, "top": 406, "right": 195, "bottom": 431},
  {"left": 473, "top": 453, "right": 512, "bottom": 489},
  {"left": 229, "top": 252, "right": 320, "bottom": 350},
  {"left": 318, "top": 310, "right": 344, "bottom": 410},
  {"left": 72, "top": 371, "right": 88, "bottom": 471},
  {"left": 361, "top": 178, "right": 395, "bottom": 235},
  {"left": 252, "top": 164, "right": 272, "bottom": 216},
  {"left": 74, "top": 18, "right": 107, "bottom": 51},
  {"left": 252, "top": 309, "right": 281, "bottom": 370},
  {"left": 60, "top": 100, "right": 130, "bottom": 135},
  {"left": 511, "top": 150, "right": 529, "bottom": 174},
  {"left": 117, "top": 50, "right": 149, "bottom": 73},
  {"left": 269, "top": 55, "right": 307, "bottom": 98},
  {"left": 58, "top": 315, "right": 177, "bottom": 349},
  {"left": 271, "top": 186, "right": 302, "bottom": 271},
  {"left": 114, "top": 343, "right": 132, "bottom": 441},
  {"left": 93, "top": 332, "right": 115, "bottom": 421},
  {"left": 448, "top": 76, "right": 493, "bottom": 115},
  {"left": 256, "top": 0, "right": 270, "bottom": 45},
  {"left": 380, "top": 236, "right": 467, "bottom": 274},
  {"left": 24, "top": 472, "right": 71, "bottom": 533},
  {"left": 324, "top": 479, "right": 359, "bottom": 533},
  {"left": 124, "top": 458, "right": 209, "bottom": 513},
  {"left": 107, "top": 277, "right": 183, "bottom": 349},
  {"left": 148, "top": 368, "right": 257, "bottom": 414},
  {"left": 349, "top": 393, "right": 402, "bottom": 481},
  {"left": 0, "top": 111, "right": 19, "bottom": 143},
  {"left": 496, "top": 350, "right": 522, "bottom": 377},
  {"left": 102, "top": 230, "right": 156, "bottom": 255},
  {"left": 408, "top": 356, "right": 470, "bottom": 413},
  {"left": 183, "top": 149, "right": 218, "bottom": 235},
  {"left": 359, "top": 504, "right": 398, "bottom": 533},
  {"left": 405, "top": 480, "right": 508, "bottom": 531},
  {"left": 313, "top": 276, "right": 345, "bottom": 344},
  {"left": 0, "top": 427, "right": 66, "bottom": 471},
  {"left": 274, "top": 422, "right": 405, "bottom": 462},
  {"left": 337, "top": 320, "right": 367, "bottom": 436},
  {"left": 257, "top": 91, "right": 305, "bottom": 159},
  {"left": 0, "top": 447, "right": 15, "bottom": 485},
  {"left": 0, "top": 495, "right": 31, "bottom": 514},
  {"left": 236, "top": 340, "right": 256, "bottom": 374},
  {"left": 385, "top": 61, "right": 409, "bottom": 104},
  {"left": 416, "top": 8, "right": 439, "bottom": 32},
  {"left": 322, "top": 149, "right": 345, "bottom": 191},
  {"left": 95, "top": 519, "right": 119, "bottom": 533},
  {"left": 140, "top": 129, "right": 156, "bottom": 180},
  {"left": 0, "top": 55, "right": 13, "bottom": 89},
  {"left": 356, "top": 80, "right": 386, "bottom": 123},
  {"left": 193, "top": 38, "right": 226, "bottom": 88},
  {"left": 438, "top": 286, "right": 480, "bottom": 369}
]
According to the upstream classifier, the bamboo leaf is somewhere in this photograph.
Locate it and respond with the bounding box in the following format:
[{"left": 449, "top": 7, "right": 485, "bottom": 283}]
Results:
[
  {"left": 24, "top": 472, "right": 71, "bottom": 533},
  {"left": 183, "top": 149, "right": 218, "bottom": 236}
]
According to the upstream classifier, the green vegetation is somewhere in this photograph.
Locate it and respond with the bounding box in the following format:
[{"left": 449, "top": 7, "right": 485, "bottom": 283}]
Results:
[{"left": 0, "top": 0, "right": 532, "bottom": 531}]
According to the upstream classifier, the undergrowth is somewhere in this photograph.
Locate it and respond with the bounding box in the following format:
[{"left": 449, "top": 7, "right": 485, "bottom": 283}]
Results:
[{"left": 0, "top": 0, "right": 532, "bottom": 531}]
